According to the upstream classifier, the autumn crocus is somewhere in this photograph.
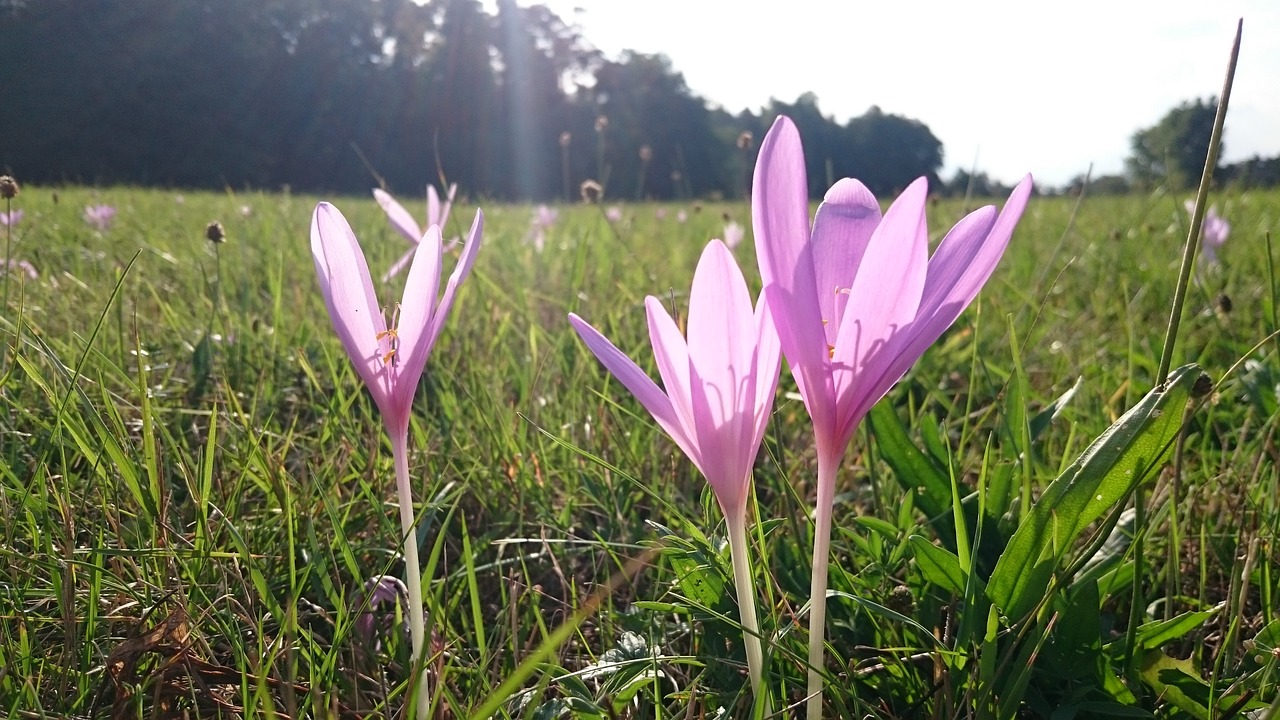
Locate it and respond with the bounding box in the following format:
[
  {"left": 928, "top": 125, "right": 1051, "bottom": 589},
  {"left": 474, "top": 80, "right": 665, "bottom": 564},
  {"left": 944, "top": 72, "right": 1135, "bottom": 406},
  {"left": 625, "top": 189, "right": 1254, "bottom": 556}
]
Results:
[
  {"left": 570, "top": 239, "right": 780, "bottom": 698},
  {"left": 724, "top": 220, "right": 745, "bottom": 250},
  {"left": 84, "top": 204, "right": 116, "bottom": 231},
  {"left": 527, "top": 204, "right": 558, "bottom": 252},
  {"left": 753, "top": 115, "right": 1031, "bottom": 719},
  {"left": 0, "top": 210, "right": 22, "bottom": 226},
  {"left": 1184, "top": 199, "right": 1230, "bottom": 267},
  {"left": 311, "top": 201, "right": 482, "bottom": 720},
  {"left": 375, "top": 183, "right": 459, "bottom": 282}
]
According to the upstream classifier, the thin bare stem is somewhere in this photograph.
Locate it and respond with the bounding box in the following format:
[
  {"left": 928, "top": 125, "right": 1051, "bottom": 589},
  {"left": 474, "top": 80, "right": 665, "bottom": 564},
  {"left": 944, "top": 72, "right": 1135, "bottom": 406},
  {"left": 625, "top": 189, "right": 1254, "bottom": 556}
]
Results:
[
  {"left": 806, "top": 443, "right": 839, "bottom": 720},
  {"left": 725, "top": 507, "right": 765, "bottom": 703},
  {"left": 1156, "top": 19, "right": 1241, "bottom": 386},
  {"left": 391, "top": 427, "right": 430, "bottom": 720}
]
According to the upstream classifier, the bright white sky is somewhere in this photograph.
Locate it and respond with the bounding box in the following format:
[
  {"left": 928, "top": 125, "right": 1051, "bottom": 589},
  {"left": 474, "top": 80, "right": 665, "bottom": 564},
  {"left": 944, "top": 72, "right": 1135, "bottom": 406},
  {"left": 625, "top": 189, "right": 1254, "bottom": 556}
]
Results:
[{"left": 523, "top": 0, "right": 1279, "bottom": 188}]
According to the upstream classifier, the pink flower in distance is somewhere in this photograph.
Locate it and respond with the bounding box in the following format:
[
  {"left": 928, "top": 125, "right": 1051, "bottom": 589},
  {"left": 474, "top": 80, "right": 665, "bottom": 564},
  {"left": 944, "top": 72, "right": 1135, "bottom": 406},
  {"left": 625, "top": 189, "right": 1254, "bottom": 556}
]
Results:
[
  {"left": 724, "top": 220, "right": 745, "bottom": 250},
  {"left": 0, "top": 209, "right": 23, "bottom": 226},
  {"left": 311, "top": 201, "right": 482, "bottom": 436},
  {"left": 1185, "top": 199, "right": 1230, "bottom": 266},
  {"left": 374, "top": 183, "right": 459, "bottom": 282},
  {"left": 5, "top": 258, "right": 37, "bottom": 279},
  {"left": 526, "top": 204, "right": 558, "bottom": 252},
  {"left": 605, "top": 205, "right": 623, "bottom": 223},
  {"left": 755, "top": 115, "right": 1032, "bottom": 460},
  {"left": 570, "top": 239, "right": 780, "bottom": 519},
  {"left": 84, "top": 204, "right": 117, "bottom": 231}
]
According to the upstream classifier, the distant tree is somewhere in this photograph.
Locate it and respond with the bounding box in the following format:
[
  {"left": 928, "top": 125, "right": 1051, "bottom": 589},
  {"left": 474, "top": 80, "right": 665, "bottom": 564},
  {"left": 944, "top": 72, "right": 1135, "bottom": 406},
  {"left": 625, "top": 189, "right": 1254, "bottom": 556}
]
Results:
[
  {"left": 844, "top": 106, "right": 943, "bottom": 195},
  {"left": 1127, "top": 98, "right": 1219, "bottom": 190},
  {"left": 1220, "top": 154, "right": 1280, "bottom": 189}
]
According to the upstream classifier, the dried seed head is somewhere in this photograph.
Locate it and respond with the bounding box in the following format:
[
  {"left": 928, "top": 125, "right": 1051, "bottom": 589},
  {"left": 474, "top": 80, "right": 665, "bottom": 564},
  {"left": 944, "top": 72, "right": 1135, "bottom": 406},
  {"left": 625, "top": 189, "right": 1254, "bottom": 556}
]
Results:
[
  {"left": 638, "top": 145, "right": 652, "bottom": 162},
  {"left": 1216, "top": 293, "right": 1232, "bottom": 314},
  {"left": 559, "top": 131, "right": 572, "bottom": 148},
  {"left": 205, "top": 221, "right": 226, "bottom": 244},
  {"left": 670, "top": 170, "right": 682, "bottom": 183},
  {"left": 579, "top": 179, "right": 603, "bottom": 204},
  {"left": 594, "top": 115, "right": 608, "bottom": 133},
  {"left": 1192, "top": 373, "right": 1213, "bottom": 398},
  {"left": 0, "top": 175, "right": 18, "bottom": 199},
  {"left": 736, "top": 131, "right": 753, "bottom": 150},
  {"left": 886, "top": 585, "right": 916, "bottom": 616}
]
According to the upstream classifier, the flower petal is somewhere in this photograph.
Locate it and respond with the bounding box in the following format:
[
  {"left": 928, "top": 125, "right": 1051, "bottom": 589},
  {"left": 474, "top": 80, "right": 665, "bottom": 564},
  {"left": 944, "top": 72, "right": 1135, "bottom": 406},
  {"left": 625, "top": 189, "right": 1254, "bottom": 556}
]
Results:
[
  {"left": 382, "top": 246, "right": 419, "bottom": 283},
  {"left": 568, "top": 313, "right": 699, "bottom": 465},
  {"left": 426, "top": 185, "right": 440, "bottom": 228},
  {"left": 753, "top": 116, "right": 835, "bottom": 433},
  {"left": 393, "top": 224, "right": 444, "bottom": 410},
  {"left": 831, "top": 176, "right": 930, "bottom": 417},
  {"left": 424, "top": 209, "right": 484, "bottom": 352},
  {"left": 373, "top": 189, "right": 422, "bottom": 245},
  {"left": 687, "top": 240, "right": 756, "bottom": 428},
  {"left": 311, "top": 202, "right": 390, "bottom": 403},
  {"left": 810, "top": 178, "right": 881, "bottom": 349},
  {"left": 646, "top": 296, "right": 700, "bottom": 449}
]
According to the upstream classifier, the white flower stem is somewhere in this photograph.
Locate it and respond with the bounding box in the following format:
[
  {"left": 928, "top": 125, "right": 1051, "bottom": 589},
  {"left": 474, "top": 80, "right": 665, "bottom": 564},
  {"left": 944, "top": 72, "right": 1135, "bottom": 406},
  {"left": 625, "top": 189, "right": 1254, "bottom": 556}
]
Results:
[
  {"left": 806, "top": 447, "right": 838, "bottom": 720},
  {"left": 725, "top": 507, "right": 765, "bottom": 704},
  {"left": 391, "top": 428, "right": 430, "bottom": 720}
]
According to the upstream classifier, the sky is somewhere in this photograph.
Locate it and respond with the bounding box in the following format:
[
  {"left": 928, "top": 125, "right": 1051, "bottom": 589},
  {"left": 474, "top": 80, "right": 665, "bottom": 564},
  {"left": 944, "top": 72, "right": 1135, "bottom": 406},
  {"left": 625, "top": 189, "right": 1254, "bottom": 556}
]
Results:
[{"left": 521, "top": 0, "right": 1280, "bottom": 188}]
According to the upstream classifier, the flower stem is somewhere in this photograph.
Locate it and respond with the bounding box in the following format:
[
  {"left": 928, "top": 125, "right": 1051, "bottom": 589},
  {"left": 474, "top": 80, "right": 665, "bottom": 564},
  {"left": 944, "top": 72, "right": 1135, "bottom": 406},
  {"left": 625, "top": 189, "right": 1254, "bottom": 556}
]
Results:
[
  {"left": 725, "top": 507, "right": 765, "bottom": 704},
  {"left": 391, "top": 427, "right": 430, "bottom": 720},
  {"left": 806, "top": 445, "right": 839, "bottom": 720}
]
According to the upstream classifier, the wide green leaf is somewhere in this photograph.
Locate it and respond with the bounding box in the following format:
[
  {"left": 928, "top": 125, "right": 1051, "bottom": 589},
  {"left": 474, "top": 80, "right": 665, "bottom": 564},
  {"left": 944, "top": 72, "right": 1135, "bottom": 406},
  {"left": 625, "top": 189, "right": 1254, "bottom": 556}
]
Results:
[{"left": 987, "top": 365, "right": 1199, "bottom": 619}]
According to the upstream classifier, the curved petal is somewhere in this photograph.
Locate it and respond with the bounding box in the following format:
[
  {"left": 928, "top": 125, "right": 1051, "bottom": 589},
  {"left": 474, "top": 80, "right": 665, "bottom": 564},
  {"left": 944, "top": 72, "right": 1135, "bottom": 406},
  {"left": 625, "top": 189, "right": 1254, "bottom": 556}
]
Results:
[
  {"left": 440, "top": 183, "right": 457, "bottom": 229},
  {"left": 749, "top": 293, "right": 782, "bottom": 457},
  {"left": 811, "top": 178, "right": 881, "bottom": 349},
  {"left": 392, "top": 224, "right": 444, "bottom": 410},
  {"left": 373, "top": 188, "right": 422, "bottom": 245},
  {"left": 426, "top": 185, "right": 440, "bottom": 227},
  {"left": 569, "top": 313, "right": 700, "bottom": 466},
  {"left": 424, "top": 209, "right": 484, "bottom": 352},
  {"left": 850, "top": 175, "right": 1033, "bottom": 424},
  {"left": 752, "top": 116, "right": 835, "bottom": 435},
  {"left": 382, "top": 245, "right": 418, "bottom": 283},
  {"left": 830, "top": 177, "right": 930, "bottom": 426},
  {"left": 918, "top": 175, "right": 1032, "bottom": 319},
  {"left": 311, "top": 202, "right": 390, "bottom": 405},
  {"left": 646, "top": 296, "right": 700, "bottom": 449},
  {"left": 687, "top": 240, "right": 756, "bottom": 428}
]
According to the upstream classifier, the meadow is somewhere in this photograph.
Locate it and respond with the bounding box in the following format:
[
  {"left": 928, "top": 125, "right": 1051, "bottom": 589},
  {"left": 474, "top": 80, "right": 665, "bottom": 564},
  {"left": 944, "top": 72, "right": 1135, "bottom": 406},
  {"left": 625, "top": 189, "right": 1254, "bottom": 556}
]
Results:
[{"left": 1, "top": 179, "right": 1278, "bottom": 718}]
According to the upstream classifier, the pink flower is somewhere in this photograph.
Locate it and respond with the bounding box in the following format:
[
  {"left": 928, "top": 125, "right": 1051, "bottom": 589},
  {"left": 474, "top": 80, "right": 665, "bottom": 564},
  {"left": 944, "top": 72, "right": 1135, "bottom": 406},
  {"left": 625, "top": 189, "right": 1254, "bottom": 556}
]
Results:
[
  {"left": 723, "top": 220, "right": 745, "bottom": 250},
  {"left": 676, "top": 210, "right": 688, "bottom": 224},
  {"left": 311, "top": 201, "right": 480, "bottom": 437},
  {"left": 84, "top": 204, "right": 117, "bottom": 231},
  {"left": 0, "top": 209, "right": 23, "bottom": 226},
  {"left": 374, "top": 183, "right": 459, "bottom": 281},
  {"left": 526, "top": 204, "right": 558, "bottom": 252},
  {"left": 605, "top": 205, "right": 623, "bottom": 223},
  {"left": 311, "top": 200, "right": 481, "bottom": 719},
  {"left": 753, "top": 115, "right": 1031, "bottom": 717},
  {"left": 1185, "top": 199, "right": 1230, "bottom": 266},
  {"left": 4, "top": 258, "right": 37, "bottom": 279},
  {"left": 655, "top": 208, "right": 668, "bottom": 221},
  {"left": 570, "top": 239, "right": 780, "bottom": 695}
]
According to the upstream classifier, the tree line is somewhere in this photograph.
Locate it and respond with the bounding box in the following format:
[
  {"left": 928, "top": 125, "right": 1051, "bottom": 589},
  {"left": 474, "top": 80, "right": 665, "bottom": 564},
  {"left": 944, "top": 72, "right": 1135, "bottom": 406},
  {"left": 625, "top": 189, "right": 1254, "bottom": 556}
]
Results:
[
  {"left": 3, "top": 2, "right": 1272, "bottom": 199},
  {"left": 0, "top": 0, "right": 949, "bottom": 200}
]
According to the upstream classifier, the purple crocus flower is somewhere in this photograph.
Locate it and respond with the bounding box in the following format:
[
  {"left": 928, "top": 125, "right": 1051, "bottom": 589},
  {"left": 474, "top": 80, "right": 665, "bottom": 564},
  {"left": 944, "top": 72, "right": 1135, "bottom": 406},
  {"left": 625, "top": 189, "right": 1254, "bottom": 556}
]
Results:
[
  {"left": 4, "top": 258, "right": 37, "bottom": 279},
  {"left": 753, "top": 115, "right": 1031, "bottom": 718},
  {"left": 375, "top": 183, "right": 459, "bottom": 282},
  {"left": 724, "top": 220, "right": 745, "bottom": 250},
  {"left": 312, "top": 201, "right": 482, "bottom": 720},
  {"left": 353, "top": 574, "right": 409, "bottom": 650},
  {"left": 570, "top": 239, "right": 780, "bottom": 697},
  {"left": 84, "top": 204, "right": 117, "bottom": 232},
  {"left": 527, "top": 204, "right": 558, "bottom": 252},
  {"left": 1185, "top": 200, "right": 1230, "bottom": 266},
  {"left": 605, "top": 205, "right": 623, "bottom": 223},
  {"left": 0, "top": 209, "right": 23, "bottom": 226}
]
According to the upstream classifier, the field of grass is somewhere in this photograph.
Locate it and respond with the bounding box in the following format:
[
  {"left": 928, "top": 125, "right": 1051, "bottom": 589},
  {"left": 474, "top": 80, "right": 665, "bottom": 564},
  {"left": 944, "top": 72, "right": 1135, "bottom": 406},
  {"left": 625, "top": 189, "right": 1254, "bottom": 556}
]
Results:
[{"left": 1, "top": 181, "right": 1278, "bottom": 718}]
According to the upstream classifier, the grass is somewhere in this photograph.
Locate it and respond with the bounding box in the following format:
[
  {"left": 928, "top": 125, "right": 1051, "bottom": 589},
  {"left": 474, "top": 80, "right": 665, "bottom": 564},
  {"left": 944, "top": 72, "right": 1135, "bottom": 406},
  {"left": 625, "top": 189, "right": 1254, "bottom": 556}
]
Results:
[{"left": 0, "top": 182, "right": 1277, "bottom": 718}]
